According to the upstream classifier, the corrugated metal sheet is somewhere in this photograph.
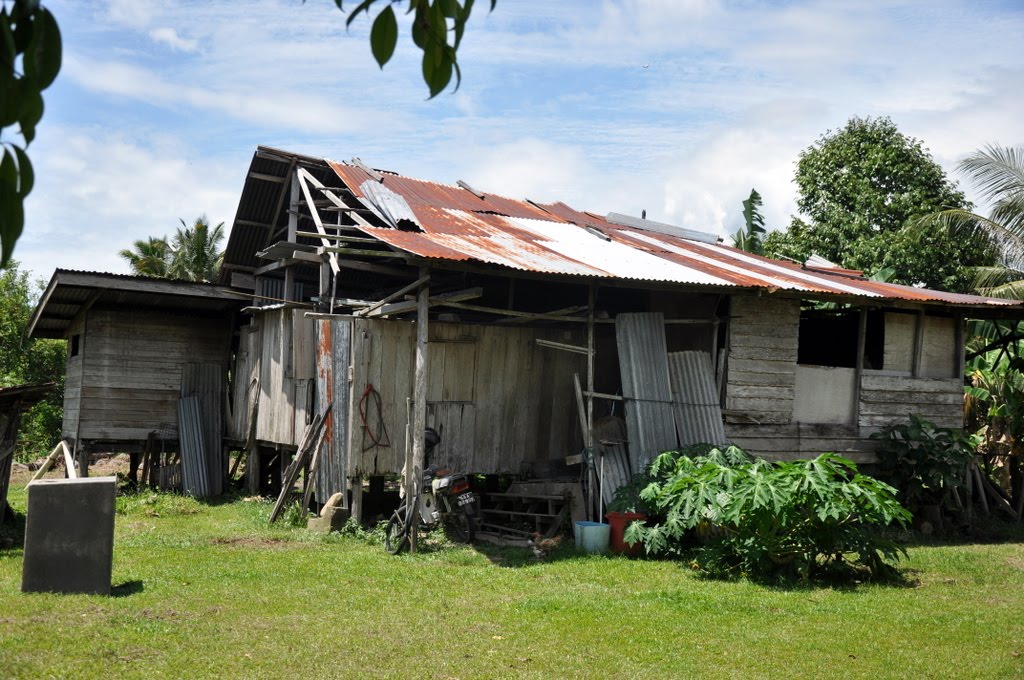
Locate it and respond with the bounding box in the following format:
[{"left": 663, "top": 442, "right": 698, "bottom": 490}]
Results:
[
  {"left": 668, "top": 351, "right": 728, "bottom": 448},
  {"left": 220, "top": 146, "right": 1023, "bottom": 310},
  {"left": 615, "top": 313, "right": 679, "bottom": 472},
  {"left": 181, "top": 363, "right": 224, "bottom": 497}
]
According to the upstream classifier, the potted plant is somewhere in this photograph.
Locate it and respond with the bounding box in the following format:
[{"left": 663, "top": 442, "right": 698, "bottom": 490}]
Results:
[{"left": 605, "top": 475, "right": 652, "bottom": 556}]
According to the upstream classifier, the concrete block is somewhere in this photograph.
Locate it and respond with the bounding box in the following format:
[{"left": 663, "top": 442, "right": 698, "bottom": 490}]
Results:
[
  {"left": 307, "top": 505, "right": 350, "bottom": 533},
  {"left": 22, "top": 477, "right": 117, "bottom": 595}
]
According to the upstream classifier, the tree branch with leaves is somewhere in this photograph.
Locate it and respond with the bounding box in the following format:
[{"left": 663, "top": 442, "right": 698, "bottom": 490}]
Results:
[{"left": 0, "top": 0, "right": 61, "bottom": 268}]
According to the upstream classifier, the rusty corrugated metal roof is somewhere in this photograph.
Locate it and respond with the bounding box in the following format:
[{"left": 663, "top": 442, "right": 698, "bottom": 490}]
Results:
[{"left": 228, "top": 150, "right": 1021, "bottom": 310}]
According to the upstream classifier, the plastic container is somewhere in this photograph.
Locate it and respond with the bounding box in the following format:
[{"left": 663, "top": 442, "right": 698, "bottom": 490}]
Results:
[
  {"left": 605, "top": 511, "right": 647, "bottom": 557},
  {"left": 574, "top": 521, "right": 610, "bottom": 554}
]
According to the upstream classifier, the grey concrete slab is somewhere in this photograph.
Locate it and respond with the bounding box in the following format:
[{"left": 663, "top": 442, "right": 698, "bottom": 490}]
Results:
[{"left": 21, "top": 477, "right": 116, "bottom": 595}]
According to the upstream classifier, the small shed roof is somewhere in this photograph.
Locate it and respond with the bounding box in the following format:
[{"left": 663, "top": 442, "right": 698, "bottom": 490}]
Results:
[
  {"left": 28, "top": 270, "right": 249, "bottom": 339},
  {"left": 222, "top": 146, "right": 1023, "bottom": 313}
]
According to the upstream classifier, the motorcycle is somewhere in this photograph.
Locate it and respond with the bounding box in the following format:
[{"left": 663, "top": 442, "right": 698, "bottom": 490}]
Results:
[{"left": 385, "top": 427, "right": 476, "bottom": 554}]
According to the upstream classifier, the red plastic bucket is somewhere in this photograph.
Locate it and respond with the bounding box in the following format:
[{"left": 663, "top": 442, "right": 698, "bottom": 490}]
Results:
[{"left": 605, "top": 511, "right": 647, "bottom": 556}]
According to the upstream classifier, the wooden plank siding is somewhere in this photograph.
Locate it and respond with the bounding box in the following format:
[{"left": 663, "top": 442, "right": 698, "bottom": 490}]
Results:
[
  {"left": 75, "top": 308, "right": 231, "bottom": 442},
  {"left": 61, "top": 315, "right": 86, "bottom": 439},
  {"left": 254, "top": 307, "right": 316, "bottom": 447},
  {"left": 723, "top": 296, "right": 966, "bottom": 463},
  {"left": 339, "top": 319, "right": 585, "bottom": 476},
  {"left": 724, "top": 296, "right": 799, "bottom": 426}
]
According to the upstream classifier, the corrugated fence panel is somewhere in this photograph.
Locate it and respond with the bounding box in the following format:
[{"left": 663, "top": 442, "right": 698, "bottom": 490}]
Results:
[
  {"left": 181, "top": 363, "right": 223, "bottom": 496},
  {"left": 615, "top": 312, "right": 678, "bottom": 472},
  {"left": 668, "top": 351, "right": 727, "bottom": 448},
  {"left": 177, "top": 395, "right": 211, "bottom": 498}
]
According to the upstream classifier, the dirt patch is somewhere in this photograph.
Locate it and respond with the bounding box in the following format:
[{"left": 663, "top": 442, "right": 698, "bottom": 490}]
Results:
[
  {"left": 210, "top": 536, "right": 292, "bottom": 549},
  {"left": 9, "top": 453, "right": 130, "bottom": 488}
]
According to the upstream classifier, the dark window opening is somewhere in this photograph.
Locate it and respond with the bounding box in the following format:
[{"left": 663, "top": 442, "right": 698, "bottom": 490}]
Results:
[
  {"left": 797, "top": 307, "right": 885, "bottom": 369},
  {"left": 70, "top": 333, "right": 81, "bottom": 357}
]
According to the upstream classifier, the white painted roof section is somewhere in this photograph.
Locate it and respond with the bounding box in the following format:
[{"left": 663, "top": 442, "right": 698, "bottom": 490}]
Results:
[
  {"left": 685, "top": 240, "right": 883, "bottom": 297},
  {"left": 504, "top": 216, "right": 737, "bottom": 285}
]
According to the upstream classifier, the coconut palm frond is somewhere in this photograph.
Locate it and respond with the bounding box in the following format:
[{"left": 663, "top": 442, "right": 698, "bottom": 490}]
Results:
[
  {"left": 990, "top": 193, "right": 1024, "bottom": 237},
  {"left": 960, "top": 144, "right": 1024, "bottom": 205}
]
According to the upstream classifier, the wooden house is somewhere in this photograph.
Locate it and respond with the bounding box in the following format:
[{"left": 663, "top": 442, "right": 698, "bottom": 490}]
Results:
[
  {"left": 26, "top": 146, "right": 1024, "bottom": 523},
  {"left": 27, "top": 271, "right": 247, "bottom": 486},
  {"left": 212, "top": 146, "right": 1023, "bottom": 516}
]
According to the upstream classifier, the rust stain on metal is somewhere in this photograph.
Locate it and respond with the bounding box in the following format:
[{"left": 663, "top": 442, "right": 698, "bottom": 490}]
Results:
[{"left": 321, "top": 158, "right": 1021, "bottom": 308}]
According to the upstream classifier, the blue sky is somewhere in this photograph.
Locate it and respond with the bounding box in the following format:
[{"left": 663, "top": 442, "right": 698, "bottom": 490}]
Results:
[{"left": 14, "top": 0, "right": 1024, "bottom": 281}]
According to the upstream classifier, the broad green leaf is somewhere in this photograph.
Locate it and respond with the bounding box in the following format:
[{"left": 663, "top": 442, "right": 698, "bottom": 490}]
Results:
[
  {"left": 18, "top": 88, "right": 44, "bottom": 144},
  {"left": 12, "top": 145, "right": 32, "bottom": 197},
  {"left": 24, "top": 7, "right": 61, "bottom": 90},
  {"left": 0, "top": 179, "right": 25, "bottom": 267},
  {"left": 346, "top": 0, "right": 378, "bottom": 28},
  {"left": 369, "top": 5, "right": 398, "bottom": 67}
]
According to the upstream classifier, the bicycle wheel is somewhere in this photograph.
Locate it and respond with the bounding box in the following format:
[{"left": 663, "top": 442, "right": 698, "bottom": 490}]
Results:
[
  {"left": 385, "top": 505, "right": 411, "bottom": 554},
  {"left": 444, "top": 505, "right": 475, "bottom": 544}
]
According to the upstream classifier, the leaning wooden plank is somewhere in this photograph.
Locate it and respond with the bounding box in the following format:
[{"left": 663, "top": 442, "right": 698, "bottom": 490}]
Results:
[
  {"left": 61, "top": 441, "right": 77, "bottom": 480},
  {"left": 269, "top": 406, "right": 331, "bottom": 523},
  {"left": 30, "top": 442, "right": 65, "bottom": 481}
]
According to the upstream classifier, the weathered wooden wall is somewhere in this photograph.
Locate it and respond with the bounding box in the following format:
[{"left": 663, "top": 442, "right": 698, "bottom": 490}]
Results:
[
  {"left": 61, "top": 315, "right": 85, "bottom": 439},
  {"left": 724, "top": 296, "right": 964, "bottom": 463},
  {"left": 342, "top": 318, "right": 585, "bottom": 476},
  {"left": 254, "top": 307, "right": 315, "bottom": 447},
  {"left": 226, "top": 324, "right": 259, "bottom": 442},
  {"left": 73, "top": 309, "right": 231, "bottom": 442},
  {"left": 724, "top": 296, "right": 799, "bottom": 426}
]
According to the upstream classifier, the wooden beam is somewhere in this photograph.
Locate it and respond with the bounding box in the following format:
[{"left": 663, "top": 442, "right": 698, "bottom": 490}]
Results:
[
  {"left": 367, "top": 287, "right": 483, "bottom": 317},
  {"left": 296, "top": 168, "right": 342, "bottom": 277},
  {"left": 336, "top": 258, "right": 417, "bottom": 279},
  {"left": 356, "top": 276, "right": 430, "bottom": 317},
  {"left": 262, "top": 158, "right": 296, "bottom": 248},
  {"left": 253, "top": 258, "right": 306, "bottom": 276},
  {"left": 248, "top": 171, "right": 286, "bottom": 183},
  {"left": 441, "top": 300, "right": 586, "bottom": 323},
  {"left": 913, "top": 309, "right": 925, "bottom": 378},
  {"left": 318, "top": 245, "right": 405, "bottom": 259},
  {"left": 294, "top": 230, "right": 379, "bottom": 244},
  {"left": 535, "top": 338, "right": 589, "bottom": 355}
]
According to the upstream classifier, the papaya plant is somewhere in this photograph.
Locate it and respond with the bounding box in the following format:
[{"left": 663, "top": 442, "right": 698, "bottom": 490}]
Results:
[{"left": 625, "top": 447, "right": 910, "bottom": 582}]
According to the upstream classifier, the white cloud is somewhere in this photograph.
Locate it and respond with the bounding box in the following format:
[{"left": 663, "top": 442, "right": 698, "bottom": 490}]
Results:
[
  {"left": 19, "top": 128, "right": 241, "bottom": 281},
  {"left": 149, "top": 27, "right": 199, "bottom": 53}
]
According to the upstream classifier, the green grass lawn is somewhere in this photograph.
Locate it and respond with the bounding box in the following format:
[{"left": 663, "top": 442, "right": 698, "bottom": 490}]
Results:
[{"left": 2, "top": 480, "right": 1024, "bottom": 679}]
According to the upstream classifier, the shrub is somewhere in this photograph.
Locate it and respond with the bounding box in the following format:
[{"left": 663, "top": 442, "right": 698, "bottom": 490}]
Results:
[
  {"left": 624, "top": 447, "right": 911, "bottom": 582},
  {"left": 870, "top": 414, "right": 976, "bottom": 510}
]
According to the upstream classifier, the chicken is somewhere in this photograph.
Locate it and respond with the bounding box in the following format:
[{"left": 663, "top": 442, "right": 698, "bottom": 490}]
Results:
[{"left": 529, "top": 532, "right": 564, "bottom": 560}]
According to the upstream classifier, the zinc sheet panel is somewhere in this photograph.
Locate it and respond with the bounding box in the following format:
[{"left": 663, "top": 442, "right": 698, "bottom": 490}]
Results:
[
  {"left": 506, "top": 217, "right": 738, "bottom": 286},
  {"left": 668, "top": 351, "right": 728, "bottom": 448},
  {"left": 615, "top": 313, "right": 679, "bottom": 472},
  {"left": 315, "top": 318, "right": 351, "bottom": 504}
]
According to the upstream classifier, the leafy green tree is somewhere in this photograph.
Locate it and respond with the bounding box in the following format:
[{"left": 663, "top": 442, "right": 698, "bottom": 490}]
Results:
[
  {"left": 167, "top": 216, "right": 225, "bottom": 283},
  {"left": 0, "top": 261, "right": 65, "bottom": 458},
  {"left": 764, "top": 117, "right": 993, "bottom": 292},
  {"left": 731, "top": 188, "right": 766, "bottom": 255},
  {"left": 118, "top": 236, "right": 170, "bottom": 278},
  {"left": 0, "top": 1, "right": 61, "bottom": 268}
]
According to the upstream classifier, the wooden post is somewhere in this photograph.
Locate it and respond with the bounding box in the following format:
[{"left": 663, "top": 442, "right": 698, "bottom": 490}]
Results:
[
  {"left": 912, "top": 309, "right": 925, "bottom": 378},
  {"left": 409, "top": 268, "right": 430, "bottom": 553},
  {"left": 586, "top": 285, "right": 595, "bottom": 448},
  {"left": 853, "top": 308, "right": 867, "bottom": 425},
  {"left": 350, "top": 475, "right": 364, "bottom": 524},
  {"left": 246, "top": 443, "right": 260, "bottom": 495}
]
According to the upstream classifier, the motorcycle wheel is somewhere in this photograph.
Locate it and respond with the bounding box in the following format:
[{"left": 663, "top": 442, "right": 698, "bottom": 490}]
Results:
[
  {"left": 444, "top": 505, "right": 475, "bottom": 544},
  {"left": 385, "top": 506, "right": 410, "bottom": 555}
]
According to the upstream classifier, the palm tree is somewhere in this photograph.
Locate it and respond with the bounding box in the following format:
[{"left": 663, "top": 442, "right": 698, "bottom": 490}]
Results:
[
  {"left": 167, "top": 216, "right": 225, "bottom": 283},
  {"left": 919, "top": 145, "right": 1024, "bottom": 298},
  {"left": 731, "top": 188, "right": 766, "bottom": 255},
  {"left": 118, "top": 237, "right": 170, "bottom": 278}
]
